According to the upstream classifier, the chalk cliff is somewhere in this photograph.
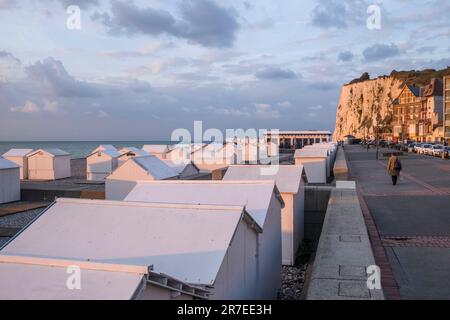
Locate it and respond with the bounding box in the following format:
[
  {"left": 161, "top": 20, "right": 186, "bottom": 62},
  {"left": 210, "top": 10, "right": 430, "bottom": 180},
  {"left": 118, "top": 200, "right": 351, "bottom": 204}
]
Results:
[{"left": 333, "top": 76, "right": 402, "bottom": 141}]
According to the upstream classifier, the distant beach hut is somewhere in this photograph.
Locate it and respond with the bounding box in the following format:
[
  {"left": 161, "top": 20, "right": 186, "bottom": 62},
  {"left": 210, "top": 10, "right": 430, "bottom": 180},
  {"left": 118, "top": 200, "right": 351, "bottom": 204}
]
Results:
[
  {"left": 105, "top": 156, "right": 179, "bottom": 200},
  {"left": 161, "top": 159, "right": 200, "bottom": 179},
  {"left": 2, "top": 149, "right": 33, "bottom": 179},
  {"left": 118, "top": 147, "right": 150, "bottom": 166},
  {"left": 0, "top": 157, "right": 20, "bottom": 204},
  {"left": 0, "top": 198, "right": 260, "bottom": 300},
  {"left": 303, "top": 144, "right": 335, "bottom": 179},
  {"left": 142, "top": 144, "right": 172, "bottom": 159},
  {"left": 86, "top": 147, "right": 120, "bottom": 181},
  {"left": 124, "top": 180, "right": 284, "bottom": 299},
  {"left": 91, "top": 144, "right": 117, "bottom": 153},
  {"left": 26, "top": 149, "right": 71, "bottom": 180},
  {"left": 223, "top": 165, "right": 306, "bottom": 266},
  {"left": 294, "top": 148, "right": 328, "bottom": 184}
]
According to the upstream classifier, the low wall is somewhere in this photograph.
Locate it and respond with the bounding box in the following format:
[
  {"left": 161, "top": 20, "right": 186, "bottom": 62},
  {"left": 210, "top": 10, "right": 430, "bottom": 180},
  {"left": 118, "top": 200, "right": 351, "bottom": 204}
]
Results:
[
  {"left": 306, "top": 188, "right": 384, "bottom": 300},
  {"left": 333, "top": 146, "right": 348, "bottom": 181}
]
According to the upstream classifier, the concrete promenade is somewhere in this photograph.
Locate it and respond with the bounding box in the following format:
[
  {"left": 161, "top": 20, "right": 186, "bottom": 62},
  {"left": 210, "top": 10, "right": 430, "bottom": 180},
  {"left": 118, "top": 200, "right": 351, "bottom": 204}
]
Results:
[{"left": 345, "top": 145, "right": 450, "bottom": 299}]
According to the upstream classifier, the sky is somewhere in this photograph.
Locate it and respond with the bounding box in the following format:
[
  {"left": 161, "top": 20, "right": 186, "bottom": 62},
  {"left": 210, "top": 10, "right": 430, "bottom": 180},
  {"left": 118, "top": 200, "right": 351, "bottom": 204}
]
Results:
[{"left": 0, "top": 0, "right": 449, "bottom": 141}]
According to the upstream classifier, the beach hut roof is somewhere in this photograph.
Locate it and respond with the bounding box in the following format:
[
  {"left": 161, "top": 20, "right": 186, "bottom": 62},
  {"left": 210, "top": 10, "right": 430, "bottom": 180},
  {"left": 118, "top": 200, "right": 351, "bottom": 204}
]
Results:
[
  {"left": 27, "top": 148, "right": 70, "bottom": 157},
  {"left": 0, "top": 157, "right": 20, "bottom": 170},
  {"left": 92, "top": 144, "right": 117, "bottom": 152},
  {"left": 2, "top": 148, "right": 33, "bottom": 157},
  {"left": 222, "top": 165, "right": 305, "bottom": 194},
  {"left": 142, "top": 144, "right": 170, "bottom": 154},
  {"left": 132, "top": 156, "right": 179, "bottom": 180},
  {"left": 119, "top": 147, "right": 149, "bottom": 157},
  {"left": 0, "top": 198, "right": 256, "bottom": 286},
  {"left": 294, "top": 148, "right": 328, "bottom": 158},
  {"left": 125, "top": 180, "right": 284, "bottom": 228},
  {"left": 88, "top": 149, "right": 121, "bottom": 158},
  {"left": 161, "top": 159, "right": 199, "bottom": 175}
]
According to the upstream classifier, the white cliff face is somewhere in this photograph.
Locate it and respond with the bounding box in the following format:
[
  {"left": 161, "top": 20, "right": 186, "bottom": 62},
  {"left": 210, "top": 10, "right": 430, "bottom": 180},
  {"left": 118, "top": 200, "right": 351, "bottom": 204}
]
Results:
[{"left": 333, "top": 76, "right": 403, "bottom": 141}]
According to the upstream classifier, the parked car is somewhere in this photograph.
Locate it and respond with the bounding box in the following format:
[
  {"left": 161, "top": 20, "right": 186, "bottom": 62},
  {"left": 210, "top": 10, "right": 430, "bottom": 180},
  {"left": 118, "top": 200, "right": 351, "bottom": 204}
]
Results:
[
  {"left": 431, "top": 145, "right": 444, "bottom": 157},
  {"left": 421, "top": 144, "right": 433, "bottom": 155},
  {"left": 407, "top": 143, "right": 417, "bottom": 153},
  {"left": 437, "top": 146, "right": 450, "bottom": 158},
  {"left": 414, "top": 143, "right": 424, "bottom": 153}
]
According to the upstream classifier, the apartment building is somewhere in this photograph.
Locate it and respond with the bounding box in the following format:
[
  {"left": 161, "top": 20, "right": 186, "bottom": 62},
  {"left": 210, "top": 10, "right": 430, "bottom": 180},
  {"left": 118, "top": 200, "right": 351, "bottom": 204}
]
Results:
[{"left": 393, "top": 79, "right": 443, "bottom": 143}]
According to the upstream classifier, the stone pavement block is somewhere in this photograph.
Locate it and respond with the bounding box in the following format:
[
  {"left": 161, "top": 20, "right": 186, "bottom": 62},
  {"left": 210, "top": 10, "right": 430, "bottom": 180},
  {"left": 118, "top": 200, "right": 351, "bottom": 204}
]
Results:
[
  {"left": 336, "top": 181, "right": 356, "bottom": 189},
  {"left": 307, "top": 278, "right": 384, "bottom": 300},
  {"left": 340, "top": 235, "right": 361, "bottom": 242},
  {"left": 339, "top": 265, "right": 367, "bottom": 278},
  {"left": 338, "top": 281, "right": 370, "bottom": 298}
]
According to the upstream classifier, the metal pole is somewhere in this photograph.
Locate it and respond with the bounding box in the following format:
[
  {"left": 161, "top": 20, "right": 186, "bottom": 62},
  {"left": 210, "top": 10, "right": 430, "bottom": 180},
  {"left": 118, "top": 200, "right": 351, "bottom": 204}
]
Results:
[{"left": 376, "top": 126, "right": 379, "bottom": 160}]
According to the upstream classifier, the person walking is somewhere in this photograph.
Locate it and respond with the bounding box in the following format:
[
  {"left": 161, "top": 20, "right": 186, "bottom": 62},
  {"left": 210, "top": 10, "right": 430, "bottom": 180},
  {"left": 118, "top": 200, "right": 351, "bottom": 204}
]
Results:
[{"left": 387, "top": 155, "right": 402, "bottom": 185}]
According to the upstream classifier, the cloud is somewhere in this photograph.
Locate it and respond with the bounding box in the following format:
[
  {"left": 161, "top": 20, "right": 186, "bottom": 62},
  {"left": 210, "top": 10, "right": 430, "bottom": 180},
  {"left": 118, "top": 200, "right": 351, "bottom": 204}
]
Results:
[
  {"left": 338, "top": 50, "right": 354, "bottom": 62},
  {"left": 308, "top": 81, "right": 338, "bottom": 91},
  {"left": 362, "top": 43, "right": 400, "bottom": 62},
  {"left": 253, "top": 103, "right": 281, "bottom": 119},
  {"left": 55, "top": 0, "right": 99, "bottom": 9},
  {"left": 97, "top": 110, "right": 109, "bottom": 118},
  {"left": 207, "top": 105, "right": 251, "bottom": 117},
  {"left": 277, "top": 101, "right": 292, "bottom": 108},
  {"left": 9, "top": 99, "right": 60, "bottom": 114},
  {"left": 311, "top": 0, "right": 368, "bottom": 29},
  {"left": 42, "top": 98, "right": 59, "bottom": 112},
  {"left": 0, "top": 50, "right": 21, "bottom": 63},
  {"left": 25, "top": 57, "right": 99, "bottom": 97},
  {"left": 416, "top": 46, "right": 437, "bottom": 54},
  {"left": 92, "top": 0, "right": 240, "bottom": 48},
  {"left": 307, "top": 105, "right": 323, "bottom": 111},
  {"left": 0, "top": 0, "right": 17, "bottom": 10},
  {"left": 255, "top": 67, "right": 298, "bottom": 80},
  {"left": 100, "top": 43, "right": 174, "bottom": 59},
  {"left": 10, "top": 101, "right": 40, "bottom": 113}
]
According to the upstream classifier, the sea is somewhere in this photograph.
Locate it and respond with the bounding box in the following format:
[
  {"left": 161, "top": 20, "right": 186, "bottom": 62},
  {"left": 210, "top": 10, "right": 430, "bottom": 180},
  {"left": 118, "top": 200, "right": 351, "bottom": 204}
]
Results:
[{"left": 0, "top": 141, "right": 177, "bottom": 159}]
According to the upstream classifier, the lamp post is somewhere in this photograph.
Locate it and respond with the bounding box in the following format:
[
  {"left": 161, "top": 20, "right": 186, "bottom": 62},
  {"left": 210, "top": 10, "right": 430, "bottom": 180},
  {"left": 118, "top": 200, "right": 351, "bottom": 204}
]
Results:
[{"left": 375, "top": 125, "right": 380, "bottom": 160}]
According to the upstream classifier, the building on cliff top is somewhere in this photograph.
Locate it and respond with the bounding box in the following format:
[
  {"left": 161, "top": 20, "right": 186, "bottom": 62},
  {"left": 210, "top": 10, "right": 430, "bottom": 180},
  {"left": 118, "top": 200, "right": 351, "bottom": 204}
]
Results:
[
  {"left": 393, "top": 78, "right": 444, "bottom": 143},
  {"left": 444, "top": 76, "right": 450, "bottom": 144}
]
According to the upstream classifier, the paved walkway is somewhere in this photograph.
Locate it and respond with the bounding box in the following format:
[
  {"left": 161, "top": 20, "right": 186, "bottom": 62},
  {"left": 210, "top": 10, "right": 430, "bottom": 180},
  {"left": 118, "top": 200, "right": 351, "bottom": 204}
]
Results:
[{"left": 345, "top": 145, "right": 450, "bottom": 299}]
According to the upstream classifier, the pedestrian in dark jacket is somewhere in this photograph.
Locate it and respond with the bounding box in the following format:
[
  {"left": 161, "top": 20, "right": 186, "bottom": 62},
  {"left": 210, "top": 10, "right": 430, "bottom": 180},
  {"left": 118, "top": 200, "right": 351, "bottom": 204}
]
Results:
[{"left": 387, "top": 155, "right": 402, "bottom": 185}]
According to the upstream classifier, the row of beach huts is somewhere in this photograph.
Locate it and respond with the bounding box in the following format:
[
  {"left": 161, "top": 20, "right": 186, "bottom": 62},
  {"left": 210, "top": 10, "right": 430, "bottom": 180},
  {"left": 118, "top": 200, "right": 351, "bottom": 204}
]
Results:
[{"left": 0, "top": 142, "right": 336, "bottom": 300}]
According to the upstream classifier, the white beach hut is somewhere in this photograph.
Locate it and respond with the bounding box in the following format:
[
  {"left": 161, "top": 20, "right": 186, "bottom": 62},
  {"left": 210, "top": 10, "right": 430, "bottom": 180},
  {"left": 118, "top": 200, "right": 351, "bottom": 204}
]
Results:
[
  {"left": 124, "top": 180, "right": 284, "bottom": 299},
  {"left": 2, "top": 149, "right": 33, "bottom": 179},
  {"left": 91, "top": 144, "right": 117, "bottom": 153},
  {"left": 294, "top": 149, "right": 328, "bottom": 184},
  {"left": 303, "top": 145, "right": 332, "bottom": 178},
  {"left": 142, "top": 144, "right": 172, "bottom": 159},
  {"left": 86, "top": 148, "right": 120, "bottom": 181},
  {"left": 118, "top": 147, "right": 150, "bottom": 166},
  {"left": 0, "top": 158, "right": 20, "bottom": 204},
  {"left": 105, "top": 156, "right": 179, "bottom": 200},
  {"left": 161, "top": 159, "right": 200, "bottom": 179},
  {"left": 223, "top": 165, "right": 306, "bottom": 266},
  {"left": 0, "top": 198, "right": 261, "bottom": 300},
  {"left": 26, "top": 149, "right": 71, "bottom": 180}
]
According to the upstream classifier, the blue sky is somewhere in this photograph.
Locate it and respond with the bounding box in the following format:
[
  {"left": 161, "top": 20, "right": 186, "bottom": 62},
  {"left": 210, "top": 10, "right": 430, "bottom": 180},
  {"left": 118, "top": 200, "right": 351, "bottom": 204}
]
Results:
[{"left": 0, "top": 0, "right": 449, "bottom": 140}]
